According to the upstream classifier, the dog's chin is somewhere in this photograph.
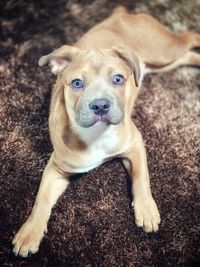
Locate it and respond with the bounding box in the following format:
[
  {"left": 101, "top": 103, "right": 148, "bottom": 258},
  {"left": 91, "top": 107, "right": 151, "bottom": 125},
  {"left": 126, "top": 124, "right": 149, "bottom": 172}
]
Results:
[{"left": 77, "top": 114, "right": 123, "bottom": 128}]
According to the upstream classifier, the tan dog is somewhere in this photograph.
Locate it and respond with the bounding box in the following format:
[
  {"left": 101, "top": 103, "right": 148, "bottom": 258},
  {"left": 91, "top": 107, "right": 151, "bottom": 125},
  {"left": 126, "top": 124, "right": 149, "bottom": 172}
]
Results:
[{"left": 12, "top": 6, "right": 200, "bottom": 257}]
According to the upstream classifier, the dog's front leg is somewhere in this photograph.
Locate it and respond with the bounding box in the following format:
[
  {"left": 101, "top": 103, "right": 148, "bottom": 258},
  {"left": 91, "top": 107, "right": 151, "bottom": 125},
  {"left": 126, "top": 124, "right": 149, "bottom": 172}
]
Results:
[
  {"left": 12, "top": 156, "right": 70, "bottom": 257},
  {"left": 122, "top": 126, "right": 160, "bottom": 233}
]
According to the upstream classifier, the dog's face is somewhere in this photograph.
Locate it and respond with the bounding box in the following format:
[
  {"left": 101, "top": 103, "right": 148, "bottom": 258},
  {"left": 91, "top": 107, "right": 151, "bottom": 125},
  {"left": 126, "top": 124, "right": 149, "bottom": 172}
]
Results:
[{"left": 39, "top": 46, "right": 140, "bottom": 128}]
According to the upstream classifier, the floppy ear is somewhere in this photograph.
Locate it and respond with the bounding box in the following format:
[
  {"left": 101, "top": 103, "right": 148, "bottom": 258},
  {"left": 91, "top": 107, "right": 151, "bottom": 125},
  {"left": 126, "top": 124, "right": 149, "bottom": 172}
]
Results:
[
  {"left": 112, "top": 47, "right": 141, "bottom": 87},
  {"left": 38, "top": 45, "right": 80, "bottom": 75}
]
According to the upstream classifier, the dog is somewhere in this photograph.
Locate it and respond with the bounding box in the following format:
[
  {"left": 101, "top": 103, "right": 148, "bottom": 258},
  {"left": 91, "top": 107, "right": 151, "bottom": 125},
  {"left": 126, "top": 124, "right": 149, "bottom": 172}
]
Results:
[{"left": 12, "top": 6, "right": 200, "bottom": 257}]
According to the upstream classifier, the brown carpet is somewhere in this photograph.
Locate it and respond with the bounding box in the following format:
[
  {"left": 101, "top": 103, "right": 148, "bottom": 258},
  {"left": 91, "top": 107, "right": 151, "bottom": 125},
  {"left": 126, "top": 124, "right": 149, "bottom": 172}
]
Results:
[{"left": 1, "top": 0, "right": 200, "bottom": 266}]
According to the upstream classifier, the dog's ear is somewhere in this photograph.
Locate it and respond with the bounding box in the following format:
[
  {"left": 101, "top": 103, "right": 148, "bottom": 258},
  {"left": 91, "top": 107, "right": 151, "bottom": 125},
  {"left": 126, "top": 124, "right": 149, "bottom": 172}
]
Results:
[
  {"left": 112, "top": 47, "right": 141, "bottom": 87},
  {"left": 38, "top": 45, "right": 80, "bottom": 75}
]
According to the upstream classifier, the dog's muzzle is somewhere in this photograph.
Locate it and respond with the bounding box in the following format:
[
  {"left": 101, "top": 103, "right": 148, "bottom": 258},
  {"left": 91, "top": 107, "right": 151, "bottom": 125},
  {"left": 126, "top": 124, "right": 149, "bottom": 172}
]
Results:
[{"left": 75, "top": 96, "right": 124, "bottom": 128}]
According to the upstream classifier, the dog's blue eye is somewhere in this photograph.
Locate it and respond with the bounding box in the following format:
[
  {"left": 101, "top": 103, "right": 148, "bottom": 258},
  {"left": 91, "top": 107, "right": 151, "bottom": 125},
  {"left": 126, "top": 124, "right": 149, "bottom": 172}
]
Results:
[
  {"left": 71, "top": 79, "right": 84, "bottom": 89},
  {"left": 112, "top": 74, "right": 124, "bottom": 85}
]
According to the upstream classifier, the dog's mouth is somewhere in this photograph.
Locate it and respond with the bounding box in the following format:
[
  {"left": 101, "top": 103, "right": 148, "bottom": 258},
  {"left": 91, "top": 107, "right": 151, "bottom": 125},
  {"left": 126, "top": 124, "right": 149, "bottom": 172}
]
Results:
[
  {"left": 79, "top": 114, "right": 113, "bottom": 128},
  {"left": 95, "top": 114, "right": 119, "bottom": 126},
  {"left": 77, "top": 113, "right": 123, "bottom": 128}
]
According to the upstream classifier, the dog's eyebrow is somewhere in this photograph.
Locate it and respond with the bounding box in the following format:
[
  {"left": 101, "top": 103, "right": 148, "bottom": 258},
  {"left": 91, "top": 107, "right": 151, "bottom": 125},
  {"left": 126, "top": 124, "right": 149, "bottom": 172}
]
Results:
[
  {"left": 107, "top": 66, "right": 124, "bottom": 76},
  {"left": 107, "top": 67, "right": 114, "bottom": 76}
]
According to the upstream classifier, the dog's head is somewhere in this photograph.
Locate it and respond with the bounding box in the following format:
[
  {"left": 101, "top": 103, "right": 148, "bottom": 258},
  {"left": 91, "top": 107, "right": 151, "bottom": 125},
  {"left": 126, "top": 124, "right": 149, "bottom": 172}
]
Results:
[{"left": 39, "top": 45, "right": 140, "bottom": 128}]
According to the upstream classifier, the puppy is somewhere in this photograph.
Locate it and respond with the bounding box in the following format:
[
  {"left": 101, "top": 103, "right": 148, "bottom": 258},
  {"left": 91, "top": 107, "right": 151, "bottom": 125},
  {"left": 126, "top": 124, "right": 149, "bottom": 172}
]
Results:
[{"left": 12, "top": 6, "right": 200, "bottom": 257}]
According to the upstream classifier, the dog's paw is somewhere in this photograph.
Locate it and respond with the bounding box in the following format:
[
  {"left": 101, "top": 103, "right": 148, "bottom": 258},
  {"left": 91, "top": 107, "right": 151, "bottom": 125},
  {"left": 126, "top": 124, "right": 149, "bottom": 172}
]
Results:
[
  {"left": 132, "top": 196, "right": 161, "bottom": 233},
  {"left": 12, "top": 219, "right": 46, "bottom": 257}
]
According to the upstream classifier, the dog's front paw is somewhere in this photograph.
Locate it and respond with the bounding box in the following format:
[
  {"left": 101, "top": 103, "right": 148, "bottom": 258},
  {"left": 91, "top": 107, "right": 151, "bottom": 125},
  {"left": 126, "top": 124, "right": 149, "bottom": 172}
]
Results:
[
  {"left": 132, "top": 196, "right": 161, "bottom": 233},
  {"left": 12, "top": 218, "right": 46, "bottom": 257}
]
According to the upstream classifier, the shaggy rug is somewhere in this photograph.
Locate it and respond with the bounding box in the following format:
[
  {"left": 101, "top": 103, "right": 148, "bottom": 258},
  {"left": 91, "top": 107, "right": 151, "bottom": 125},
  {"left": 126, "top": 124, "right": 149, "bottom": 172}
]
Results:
[{"left": 0, "top": 0, "right": 200, "bottom": 266}]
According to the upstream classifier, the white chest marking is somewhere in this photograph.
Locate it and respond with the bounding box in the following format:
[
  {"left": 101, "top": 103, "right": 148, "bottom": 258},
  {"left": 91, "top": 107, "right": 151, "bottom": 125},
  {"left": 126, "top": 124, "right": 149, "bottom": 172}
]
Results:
[{"left": 73, "top": 124, "right": 119, "bottom": 172}]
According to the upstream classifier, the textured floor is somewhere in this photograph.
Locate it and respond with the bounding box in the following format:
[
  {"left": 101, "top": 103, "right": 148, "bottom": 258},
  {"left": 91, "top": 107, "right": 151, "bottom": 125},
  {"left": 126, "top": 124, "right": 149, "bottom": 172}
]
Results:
[{"left": 0, "top": 0, "right": 200, "bottom": 266}]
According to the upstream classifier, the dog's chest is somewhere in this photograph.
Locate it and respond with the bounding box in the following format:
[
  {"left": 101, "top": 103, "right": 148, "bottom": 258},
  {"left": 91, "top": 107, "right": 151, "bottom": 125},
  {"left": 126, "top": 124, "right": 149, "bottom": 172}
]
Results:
[
  {"left": 89, "top": 130, "right": 118, "bottom": 157},
  {"left": 76, "top": 126, "right": 119, "bottom": 172}
]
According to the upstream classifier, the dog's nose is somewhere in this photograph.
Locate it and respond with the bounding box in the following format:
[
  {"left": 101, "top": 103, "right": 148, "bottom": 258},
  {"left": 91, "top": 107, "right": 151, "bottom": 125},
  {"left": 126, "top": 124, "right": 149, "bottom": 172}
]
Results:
[{"left": 89, "top": 98, "right": 111, "bottom": 115}]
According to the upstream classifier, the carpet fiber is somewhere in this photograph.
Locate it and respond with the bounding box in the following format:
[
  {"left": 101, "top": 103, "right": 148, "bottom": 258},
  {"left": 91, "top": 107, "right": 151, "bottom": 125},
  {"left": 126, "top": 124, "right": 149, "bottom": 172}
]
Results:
[{"left": 0, "top": 0, "right": 200, "bottom": 266}]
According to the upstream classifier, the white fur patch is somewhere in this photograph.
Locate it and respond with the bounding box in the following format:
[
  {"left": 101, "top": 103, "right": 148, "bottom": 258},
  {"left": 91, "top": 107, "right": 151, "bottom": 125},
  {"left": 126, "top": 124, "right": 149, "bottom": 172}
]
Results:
[
  {"left": 63, "top": 124, "right": 129, "bottom": 173},
  {"left": 65, "top": 123, "right": 134, "bottom": 173}
]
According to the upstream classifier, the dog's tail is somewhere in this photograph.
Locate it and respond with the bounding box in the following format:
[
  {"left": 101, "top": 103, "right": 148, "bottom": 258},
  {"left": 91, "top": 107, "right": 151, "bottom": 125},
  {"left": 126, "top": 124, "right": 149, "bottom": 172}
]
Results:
[
  {"left": 113, "top": 5, "right": 127, "bottom": 14},
  {"left": 180, "top": 31, "right": 200, "bottom": 50}
]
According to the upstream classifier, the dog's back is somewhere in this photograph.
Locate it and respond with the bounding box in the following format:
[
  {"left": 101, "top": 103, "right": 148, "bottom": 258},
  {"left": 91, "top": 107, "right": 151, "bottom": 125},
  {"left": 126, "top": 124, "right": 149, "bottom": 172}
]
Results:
[{"left": 76, "top": 6, "right": 200, "bottom": 72}]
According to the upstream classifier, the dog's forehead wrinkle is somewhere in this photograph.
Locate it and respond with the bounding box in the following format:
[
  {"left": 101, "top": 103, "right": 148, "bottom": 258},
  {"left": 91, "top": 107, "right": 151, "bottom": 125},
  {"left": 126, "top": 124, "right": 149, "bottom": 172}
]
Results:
[{"left": 84, "top": 49, "right": 104, "bottom": 71}]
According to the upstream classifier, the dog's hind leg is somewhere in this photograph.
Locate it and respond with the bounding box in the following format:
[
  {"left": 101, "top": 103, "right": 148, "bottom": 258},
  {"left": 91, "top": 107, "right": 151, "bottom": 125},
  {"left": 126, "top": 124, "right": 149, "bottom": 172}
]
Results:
[
  {"left": 147, "top": 51, "right": 200, "bottom": 74},
  {"left": 146, "top": 31, "right": 200, "bottom": 74}
]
